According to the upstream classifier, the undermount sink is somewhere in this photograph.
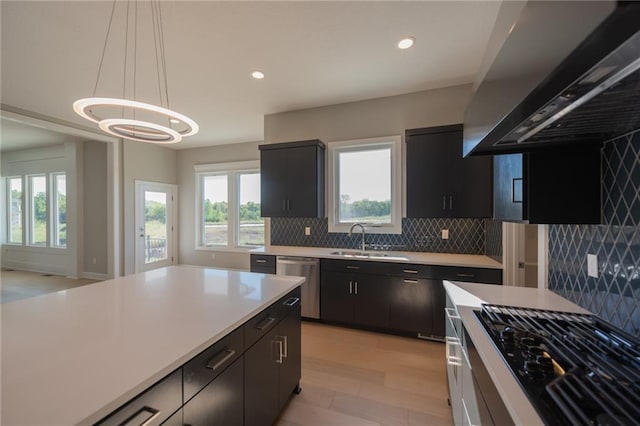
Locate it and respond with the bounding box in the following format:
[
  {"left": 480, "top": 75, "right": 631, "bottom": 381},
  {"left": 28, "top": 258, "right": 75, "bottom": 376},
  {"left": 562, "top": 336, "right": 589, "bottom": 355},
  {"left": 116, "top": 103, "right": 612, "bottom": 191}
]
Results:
[{"left": 330, "top": 250, "right": 389, "bottom": 258}]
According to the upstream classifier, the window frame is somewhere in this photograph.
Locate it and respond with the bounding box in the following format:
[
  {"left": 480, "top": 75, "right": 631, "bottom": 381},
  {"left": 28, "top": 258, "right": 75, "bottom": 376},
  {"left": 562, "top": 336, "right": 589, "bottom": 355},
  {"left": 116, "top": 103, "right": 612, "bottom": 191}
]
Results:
[
  {"left": 27, "top": 174, "right": 48, "bottom": 247},
  {"left": 327, "top": 135, "right": 402, "bottom": 234},
  {"left": 194, "top": 160, "right": 263, "bottom": 251},
  {"left": 5, "top": 176, "right": 25, "bottom": 245},
  {"left": 51, "top": 172, "right": 67, "bottom": 248}
]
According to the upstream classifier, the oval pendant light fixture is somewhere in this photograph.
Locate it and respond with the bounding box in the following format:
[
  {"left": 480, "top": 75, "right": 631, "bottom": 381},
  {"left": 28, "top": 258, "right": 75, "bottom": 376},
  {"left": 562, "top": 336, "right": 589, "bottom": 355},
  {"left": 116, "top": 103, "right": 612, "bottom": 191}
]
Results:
[{"left": 73, "top": 0, "right": 198, "bottom": 144}]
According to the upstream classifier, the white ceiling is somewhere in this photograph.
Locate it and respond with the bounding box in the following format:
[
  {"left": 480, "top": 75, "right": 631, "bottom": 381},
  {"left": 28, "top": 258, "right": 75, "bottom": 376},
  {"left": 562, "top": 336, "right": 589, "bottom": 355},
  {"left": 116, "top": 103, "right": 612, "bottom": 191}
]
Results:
[{"left": 1, "top": 1, "right": 501, "bottom": 151}]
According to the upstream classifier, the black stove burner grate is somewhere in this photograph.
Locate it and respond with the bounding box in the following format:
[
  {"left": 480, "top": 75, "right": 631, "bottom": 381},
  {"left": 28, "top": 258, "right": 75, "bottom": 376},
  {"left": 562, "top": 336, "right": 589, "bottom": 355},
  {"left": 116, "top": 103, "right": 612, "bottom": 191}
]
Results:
[{"left": 478, "top": 304, "right": 640, "bottom": 426}]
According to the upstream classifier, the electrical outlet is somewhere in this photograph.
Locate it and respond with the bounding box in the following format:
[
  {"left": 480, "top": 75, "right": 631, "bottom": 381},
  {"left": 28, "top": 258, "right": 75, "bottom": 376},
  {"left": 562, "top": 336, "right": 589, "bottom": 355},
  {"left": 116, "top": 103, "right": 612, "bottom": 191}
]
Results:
[
  {"left": 305, "top": 226, "right": 311, "bottom": 236},
  {"left": 211, "top": 253, "right": 216, "bottom": 260},
  {"left": 587, "top": 254, "right": 598, "bottom": 278},
  {"left": 92, "top": 257, "right": 97, "bottom": 265},
  {"left": 441, "top": 229, "right": 449, "bottom": 240}
]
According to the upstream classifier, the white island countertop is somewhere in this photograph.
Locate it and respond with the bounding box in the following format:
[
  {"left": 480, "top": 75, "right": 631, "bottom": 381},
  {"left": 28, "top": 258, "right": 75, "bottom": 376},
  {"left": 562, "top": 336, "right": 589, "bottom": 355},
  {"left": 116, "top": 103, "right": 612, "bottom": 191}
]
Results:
[
  {"left": 443, "top": 281, "right": 588, "bottom": 425},
  {"left": 1, "top": 266, "right": 304, "bottom": 426},
  {"left": 252, "top": 245, "right": 503, "bottom": 269}
]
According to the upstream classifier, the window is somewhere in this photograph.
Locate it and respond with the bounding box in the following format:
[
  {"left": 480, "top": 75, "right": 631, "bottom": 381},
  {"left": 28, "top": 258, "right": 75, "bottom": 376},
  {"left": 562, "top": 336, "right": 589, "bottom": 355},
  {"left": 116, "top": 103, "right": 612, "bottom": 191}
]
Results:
[
  {"left": 4, "top": 172, "right": 66, "bottom": 248},
  {"left": 7, "top": 177, "right": 23, "bottom": 244},
  {"left": 196, "top": 161, "right": 264, "bottom": 250},
  {"left": 29, "top": 175, "right": 47, "bottom": 246},
  {"left": 328, "top": 136, "right": 402, "bottom": 234},
  {"left": 53, "top": 173, "right": 67, "bottom": 247}
]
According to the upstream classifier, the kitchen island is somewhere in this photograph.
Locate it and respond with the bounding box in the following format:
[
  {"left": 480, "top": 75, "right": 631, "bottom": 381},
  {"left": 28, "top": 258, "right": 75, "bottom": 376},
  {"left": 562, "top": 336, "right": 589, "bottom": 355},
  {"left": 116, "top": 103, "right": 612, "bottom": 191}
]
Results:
[
  {"left": 1, "top": 266, "right": 304, "bottom": 425},
  {"left": 443, "top": 281, "right": 588, "bottom": 426}
]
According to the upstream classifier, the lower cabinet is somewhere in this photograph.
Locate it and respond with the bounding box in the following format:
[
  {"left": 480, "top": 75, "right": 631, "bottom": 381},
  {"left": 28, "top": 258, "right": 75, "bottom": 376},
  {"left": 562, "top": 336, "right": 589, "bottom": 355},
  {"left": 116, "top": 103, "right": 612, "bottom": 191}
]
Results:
[
  {"left": 97, "top": 288, "right": 301, "bottom": 426},
  {"left": 245, "top": 296, "right": 302, "bottom": 426},
  {"left": 183, "top": 358, "right": 244, "bottom": 426},
  {"left": 321, "top": 259, "right": 501, "bottom": 340},
  {"left": 389, "top": 276, "right": 435, "bottom": 336},
  {"left": 320, "top": 269, "right": 389, "bottom": 329}
]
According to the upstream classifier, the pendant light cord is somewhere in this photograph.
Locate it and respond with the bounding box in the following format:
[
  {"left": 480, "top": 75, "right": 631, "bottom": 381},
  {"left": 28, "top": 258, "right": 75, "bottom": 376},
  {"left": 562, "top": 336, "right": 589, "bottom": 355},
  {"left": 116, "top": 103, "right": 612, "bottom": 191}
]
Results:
[{"left": 92, "top": 0, "right": 118, "bottom": 97}]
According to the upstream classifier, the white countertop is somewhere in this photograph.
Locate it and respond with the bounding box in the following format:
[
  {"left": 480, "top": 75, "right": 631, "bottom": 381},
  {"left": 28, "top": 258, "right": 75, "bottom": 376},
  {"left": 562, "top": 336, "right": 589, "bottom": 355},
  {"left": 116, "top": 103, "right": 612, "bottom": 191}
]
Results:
[
  {"left": 253, "top": 245, "right": 503, "bottom": 269},
  {"left": 1, "top": 266, "right": 304, "bottom": 426},
  {"left": 443, "top": 281, "right": 588, "bottom": 425}
]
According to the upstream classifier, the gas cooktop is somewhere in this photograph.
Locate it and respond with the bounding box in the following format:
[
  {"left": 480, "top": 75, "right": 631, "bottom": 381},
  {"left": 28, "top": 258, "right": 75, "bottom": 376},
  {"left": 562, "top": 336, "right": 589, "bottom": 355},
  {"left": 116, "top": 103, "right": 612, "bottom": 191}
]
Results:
[{"left": 475, "top": 304, "right": 640, "bottom": 426}]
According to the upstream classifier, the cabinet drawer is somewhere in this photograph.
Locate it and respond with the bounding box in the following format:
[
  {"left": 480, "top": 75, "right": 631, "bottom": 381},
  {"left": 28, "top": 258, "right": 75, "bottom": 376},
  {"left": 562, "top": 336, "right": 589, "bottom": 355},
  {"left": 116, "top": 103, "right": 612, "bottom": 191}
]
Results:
[
  {"left": 183, "top": 326, "right": 244, "bottom": 402},
  {"left": 388, "top": 263, "right": 437, "bottom": 279},
  {"left": 250, "top": 254, "right": 276, "bottom": 274},
  {"left": 437, "top": 266, "right": 502, "bottom": 284},
  {"left": 244, "top": 302, "right": 281, "bottom": 349},
  {"left": 96, "top": 369, "right": 182, "bottom": 426},
  {"left": 321, "top": 258, "right": 390, "bottom": 275}
]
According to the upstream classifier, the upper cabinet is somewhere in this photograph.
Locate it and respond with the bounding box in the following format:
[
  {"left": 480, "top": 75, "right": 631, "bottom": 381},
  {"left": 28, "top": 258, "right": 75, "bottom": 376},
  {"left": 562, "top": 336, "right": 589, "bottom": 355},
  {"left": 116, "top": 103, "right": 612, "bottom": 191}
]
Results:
[
  {"left": 494, "top": 144, "right": 601, "bottom": 223},
  {"left": 259, "top": 140, "right": 325, "bottom": 217},
  {"left": 406, "top": 125, "right": 492, "bottom": 218}
]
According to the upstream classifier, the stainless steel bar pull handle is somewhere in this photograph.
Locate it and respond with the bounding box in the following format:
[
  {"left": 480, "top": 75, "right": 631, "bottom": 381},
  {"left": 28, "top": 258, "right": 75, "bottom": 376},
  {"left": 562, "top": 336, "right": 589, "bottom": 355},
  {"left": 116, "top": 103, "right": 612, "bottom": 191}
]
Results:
[
  {"left": 349, "top": 281, "right": 353, "bottom": 294},
  {"left": 255, "top": 259, "right": 267, "bottom": 263},
  {"left": 355, "top": 281, "right": 358, "bottom": 295},
  {"left": 206, "top": 348, "right": 236, "bottom": 371},
  {"left": 457, "top": 273, "right": 474, "bottom": 278},
  {"left": 346, "top": 265, "right": 360, "bottom": 270},
  {"left": 274, "top": 339, "right": 284, "bottom": 364},
  {"left": 449, "top": 196, "right": 453, "bottom": 209},
  {"left": 403, "top": 269, "right": 418, "bottom": 274},
  {"left": 281, "top": 335, "right": 288, "bottom": 358},
  {"left": 442, "top": 195, "right": 446, "bottom": 209},
  {"left": 403, "top": 279, "right": 418, "bottom": 284},
  {"left": 122, "top": 406, "right": 160, "bottom": 426},
  {"left": 256, "top": 316, "right": 276, "bottom": 331},
  {"left": 283, "top": 297, "right": 300, "bottom": 307}
]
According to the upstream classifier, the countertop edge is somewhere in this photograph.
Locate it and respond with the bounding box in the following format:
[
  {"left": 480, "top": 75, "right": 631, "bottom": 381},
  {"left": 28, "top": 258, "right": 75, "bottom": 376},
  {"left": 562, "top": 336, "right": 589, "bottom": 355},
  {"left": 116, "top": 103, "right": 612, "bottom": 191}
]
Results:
[{"left": 252, "top": 246, "right": 503, "bottom": 269}]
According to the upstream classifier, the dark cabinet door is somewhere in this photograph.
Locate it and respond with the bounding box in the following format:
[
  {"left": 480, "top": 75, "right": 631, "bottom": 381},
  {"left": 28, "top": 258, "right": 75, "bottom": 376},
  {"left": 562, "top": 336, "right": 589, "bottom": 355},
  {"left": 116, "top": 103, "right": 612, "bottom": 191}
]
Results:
[
  {"left": 449, "top": 147, "right": 493, "bottom": 218},
  {"left": 183, "top": 358, "right": 244, "bottom": 426},
  {"left": 431, "top": 280, "right": 446, "bottom": 339},
  {"left": 320, "top": 270, "right": 354, "bottom": 323},
  {"left": 260, "top": 148, "right": 289, "bottom": 217},
  {"left": 278, "top": 303, "right": 302, "bottom": 410},
  {"left": 389, "top": 277, "right": 433, "bottom": 335},
  {"left": 352, "top": 274, "right": 390, "bottom": 329},
  {"left": 285, "top": 146, "right": 320, "bottom": 217},
  {"left": 244, "top": 327, "right": 280, "bottom": 426},
  {"left": 259, "top": 140, "right": 325, "bottom": 218},
  {"left": 493, "top": 153, "right": 525, "bottom": 221},
  {"left": 406, "top": 125, "right": 492, "bottom": 219},
  {"left": 406, "top": 131, "right": 450, "bottom": 218}
]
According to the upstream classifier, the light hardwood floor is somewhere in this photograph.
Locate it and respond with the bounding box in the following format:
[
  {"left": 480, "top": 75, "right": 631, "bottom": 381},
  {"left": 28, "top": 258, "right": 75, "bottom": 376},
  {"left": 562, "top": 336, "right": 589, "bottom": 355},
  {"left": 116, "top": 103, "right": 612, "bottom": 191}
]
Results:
[
  {"left": 0, "top": 269, "right": 99, "bottom": 303},
  {"left": 277, "top": 322, "right": 453, "bottom": 426}
]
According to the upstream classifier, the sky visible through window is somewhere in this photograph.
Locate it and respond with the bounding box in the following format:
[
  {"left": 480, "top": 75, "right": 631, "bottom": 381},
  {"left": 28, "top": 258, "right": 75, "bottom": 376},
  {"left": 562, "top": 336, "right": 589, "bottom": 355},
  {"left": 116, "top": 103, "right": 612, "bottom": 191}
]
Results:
[{"left": 339, "top": 148, "right": 391, "bottom": 202}]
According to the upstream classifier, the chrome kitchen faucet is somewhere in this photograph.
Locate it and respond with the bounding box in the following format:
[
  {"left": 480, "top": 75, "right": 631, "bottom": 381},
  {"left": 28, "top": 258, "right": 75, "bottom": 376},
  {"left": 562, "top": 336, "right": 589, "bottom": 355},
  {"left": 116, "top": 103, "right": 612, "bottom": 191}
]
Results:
[{"left": 349, "top": 223, "right": 366, "bottom": 252}]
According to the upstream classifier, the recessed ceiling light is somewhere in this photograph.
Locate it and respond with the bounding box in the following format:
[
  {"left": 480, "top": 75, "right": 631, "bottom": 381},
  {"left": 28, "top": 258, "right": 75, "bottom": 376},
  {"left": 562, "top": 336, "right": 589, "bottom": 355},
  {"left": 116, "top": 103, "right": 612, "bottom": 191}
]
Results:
[
  {"left": 252, "top": 71, "right": 265, "bottom": 80},
  {"left": 398, "top": 37, "right": 415, "bottom": 50}
]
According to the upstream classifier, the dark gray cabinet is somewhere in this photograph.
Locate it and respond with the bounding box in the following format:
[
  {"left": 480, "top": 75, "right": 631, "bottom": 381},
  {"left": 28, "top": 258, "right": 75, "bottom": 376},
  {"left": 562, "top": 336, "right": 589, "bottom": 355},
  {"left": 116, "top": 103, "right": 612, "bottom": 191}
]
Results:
[
  {"left": 245, "top": 291, "right": 302, "bottom": 426},
  {"left": 97, "top": 288, "right": 302, "bottom": 426},
  {"left": 183, "top": 358, "right": 244, "bottom": 426},
  {"left": 406, "top": 125, "right": 492, "bottom": 218},
  {"left": 321, "top": 259, "right": 502, "bottom": 340},
  {"left": 320, "top": 260, "right": 390, "bottom": 329},
  {"left": 259, "top": 140, "right": 325, "bottom": 217},
  {"left": 493, "top": 144, "right": 601, "bottom": 223},
  {"left": 249, "top": 254, "right": 276, "bottom": 274}
]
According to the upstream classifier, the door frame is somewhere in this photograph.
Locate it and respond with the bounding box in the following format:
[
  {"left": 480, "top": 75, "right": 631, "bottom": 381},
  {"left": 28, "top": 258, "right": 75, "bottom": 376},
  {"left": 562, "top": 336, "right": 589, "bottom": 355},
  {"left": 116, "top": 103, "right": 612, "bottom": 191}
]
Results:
[{"left": 134, "top": 180, "right": 178, "bottom": 273}]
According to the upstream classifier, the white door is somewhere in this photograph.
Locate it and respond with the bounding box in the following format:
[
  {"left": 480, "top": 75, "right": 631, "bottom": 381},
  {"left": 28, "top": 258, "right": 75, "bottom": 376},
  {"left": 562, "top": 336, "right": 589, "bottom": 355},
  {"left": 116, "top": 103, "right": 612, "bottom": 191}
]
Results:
[{"left": 135, "top": 181, "right": 177, "bottom": 272}]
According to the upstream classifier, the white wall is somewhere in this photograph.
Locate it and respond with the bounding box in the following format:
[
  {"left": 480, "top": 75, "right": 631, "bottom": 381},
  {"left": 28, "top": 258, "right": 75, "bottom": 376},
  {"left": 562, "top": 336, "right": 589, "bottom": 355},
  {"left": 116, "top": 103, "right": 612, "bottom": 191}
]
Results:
[
  {"left": 264, "top": 84, "right": 472, "bottom": 144},
  {"left": 177, "top": 141, "right": 260, "bottom": 270},
  {"left": 122, "top": 141, "right": 177, "bottom": 275}
]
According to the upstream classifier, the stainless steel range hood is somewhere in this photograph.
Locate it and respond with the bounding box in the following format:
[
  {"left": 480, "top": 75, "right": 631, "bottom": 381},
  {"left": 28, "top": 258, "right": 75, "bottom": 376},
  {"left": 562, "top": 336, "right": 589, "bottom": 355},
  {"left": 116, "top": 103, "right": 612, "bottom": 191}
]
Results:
[{"left": 463, "top": 1, "right": 640, "bottom": 156}]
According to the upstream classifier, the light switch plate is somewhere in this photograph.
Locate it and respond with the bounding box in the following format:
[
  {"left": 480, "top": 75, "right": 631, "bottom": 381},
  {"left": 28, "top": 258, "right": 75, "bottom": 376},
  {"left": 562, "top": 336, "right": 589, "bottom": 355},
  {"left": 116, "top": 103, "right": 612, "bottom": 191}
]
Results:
[
  {"left": 305, "top": 226, "right": 311, "bottom": 236},
  {"left": 587, "top": 254, "right": 598, "bottom": 278},
  {"left": 441, "top": 229, "right": 449, "bottom": 240}
]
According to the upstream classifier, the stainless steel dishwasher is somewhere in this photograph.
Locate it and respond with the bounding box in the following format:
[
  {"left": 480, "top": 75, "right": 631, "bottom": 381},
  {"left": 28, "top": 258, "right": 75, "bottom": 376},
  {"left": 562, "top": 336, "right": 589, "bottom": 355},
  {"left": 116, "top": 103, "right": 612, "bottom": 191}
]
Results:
[{"left": 276, "top": 256, "right": 319, "bottom": 319}]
